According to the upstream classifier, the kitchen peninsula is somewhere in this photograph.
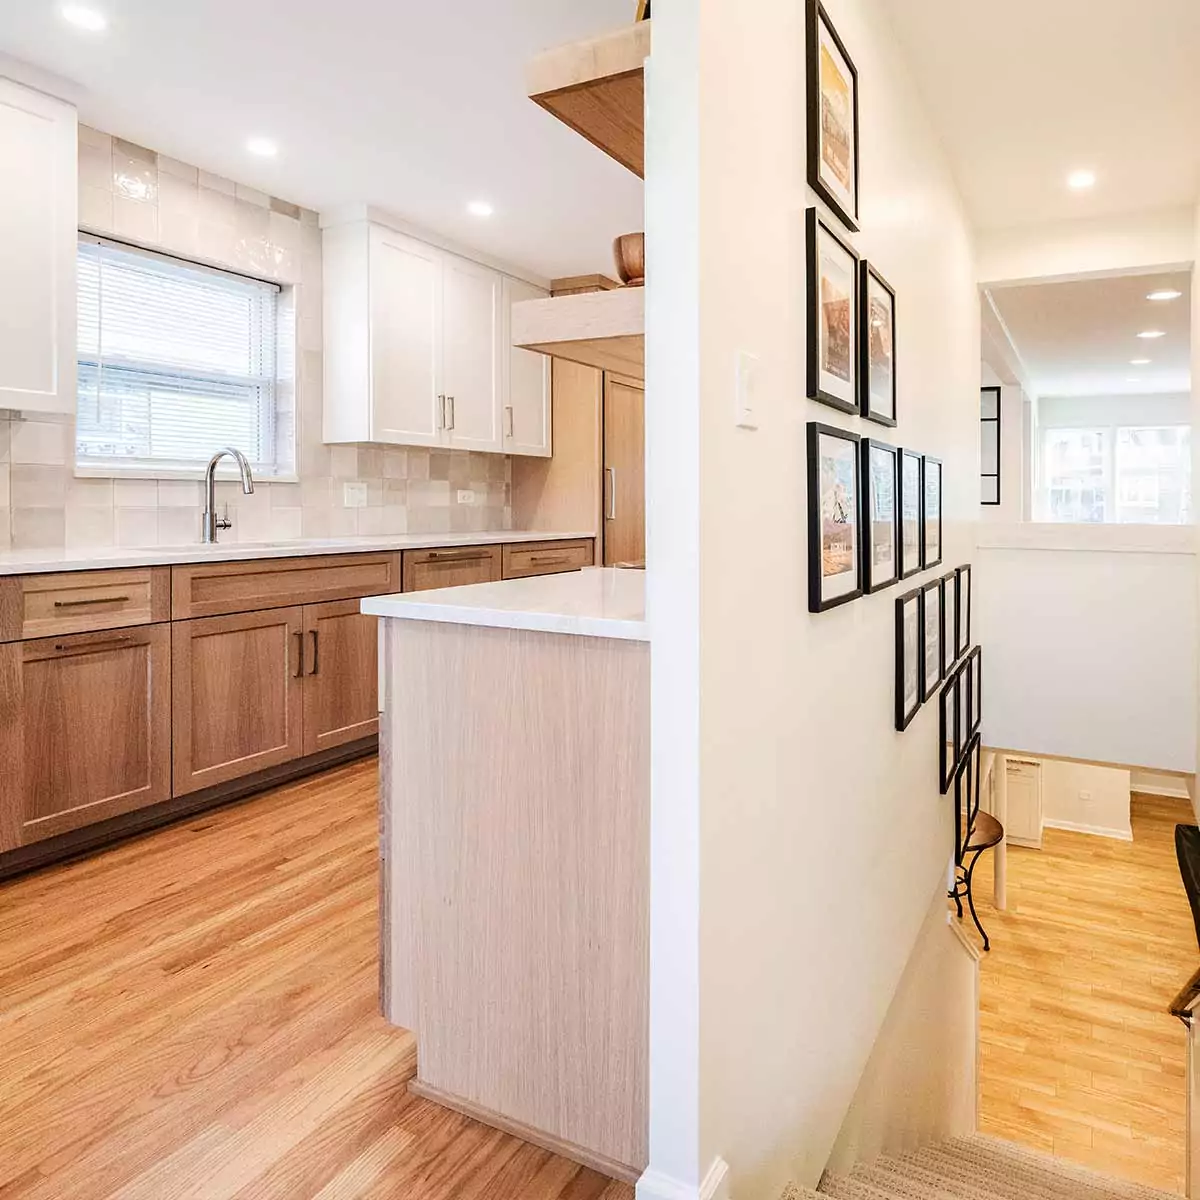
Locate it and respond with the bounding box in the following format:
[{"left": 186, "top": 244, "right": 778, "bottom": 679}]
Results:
[{"left": 362, "top": 566, "right": 650, "bottom": 1182}]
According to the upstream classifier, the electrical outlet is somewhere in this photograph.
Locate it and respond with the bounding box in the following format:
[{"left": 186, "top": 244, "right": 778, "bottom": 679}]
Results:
[
  {"left": 1079, "top": 790, "right": 1093, "bottom": 802},
  {"left": 343, "top": 481, "right": 368, "bottom": 508},
  {"left": 457, "top": 489, "right": 477, "bottom": 505}
]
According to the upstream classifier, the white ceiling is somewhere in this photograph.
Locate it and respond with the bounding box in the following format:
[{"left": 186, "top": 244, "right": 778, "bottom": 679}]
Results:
[
  {"left": 986, "top": 271, "right": 1192, "bottom": 398},
  {"left": 0, "top": 0, "right": 644, "bottom": 279},
  {"left": 879, "top": 0, "right": 1200, "bottom": 230}
]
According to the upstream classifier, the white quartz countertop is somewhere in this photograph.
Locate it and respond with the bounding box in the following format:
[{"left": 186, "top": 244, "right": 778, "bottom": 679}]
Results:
[
  {"left": 361, "top": 566, "right": 648, "bottom": 641},
  {"left": 0, "top": 531, "right": 592, "bottom": 577}
]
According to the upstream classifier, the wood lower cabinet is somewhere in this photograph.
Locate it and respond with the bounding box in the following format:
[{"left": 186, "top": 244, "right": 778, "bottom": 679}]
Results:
[
  {"left": 172, "top": 607, "right": 305, "bottom": 796},
  {"left": 402, "top": 546, "right": 502, "bottom": 592},
  {"left": 0, "top": 625, "right": 171, "bottom": 851},
  {"left": 303, "top": 599, "right": 380, "bottom": 755},
  {"left": 603, "top": 375, "right": 645, "bottom": 567}
]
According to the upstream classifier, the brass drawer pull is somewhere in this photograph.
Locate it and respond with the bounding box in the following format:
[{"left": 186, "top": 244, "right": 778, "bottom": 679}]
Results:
[
  {"left": 529, "top": 556, "right": 570, "bottom": 565},
  {"left": 54, "top": 635, "right": 133, "bottom": 652},
  {"left": 428, "top": 551, "right": 490, "bottom": 563},
  {"left": 53, "top": 594, "right": 132, "bottom": 608}
]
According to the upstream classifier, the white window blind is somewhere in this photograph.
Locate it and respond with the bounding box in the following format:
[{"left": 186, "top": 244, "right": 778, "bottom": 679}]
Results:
[{"left": 76, "top": 237, "right": 281, "bottom": 473}]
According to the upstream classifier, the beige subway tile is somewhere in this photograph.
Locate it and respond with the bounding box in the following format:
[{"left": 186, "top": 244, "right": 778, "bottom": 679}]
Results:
[
  {"left": 12, "top": 507, "right": 65, "bottom": 549},
  {"left": 79, "top": 142, "right": 113, "bottom": 190},
  {"left": 235, "top": 183, "right": 270, "bottom": 208},
  {"left": 65, "top": 505, "right": 115, "bottom": 550},
  {"left": 156, "top": 506, "right": 199, "bottom": 546},
  {"left": 114, "top": 478, "right": 159, "bottom": 507},
  {"left": 301, "top": 506, "right": 331, "bottom": 538},
  {"left": 198, "top": 169, "right": 236, "bottom": 196},
  {"left": 66, "top": 475, "right": 113, "bottom": 504},
  {"left": 77, "top": 125, "right": 111, "bottom": 152},
  {"left": 269, "top": 507, "right": 302, "bottom": 540},
  {"left": 113, "top": 194, "right": 159, "bottom": 243},
  {"left": 115, "top": 507, "right": 158, "bottom": 548},
  {"left": 11, "top": 419, "right": 68, "bottom": 465},
  {"left": 0, "top": 510, "right": 10, "bottom": 551},
  {"left": 158, "top": 154, "right": 198, "bottom": 184},
  {"left": 79, "top": 185, "right": 114, "bottom": 232},
  {"left": 330, "top": 445, "right": 359, "bottom": 478},
  {"left": 11, "top": 464, "right": 67, "bottom": 508},
  {"left": 158, "top": 479, "right": 203, "bottom": 507}
]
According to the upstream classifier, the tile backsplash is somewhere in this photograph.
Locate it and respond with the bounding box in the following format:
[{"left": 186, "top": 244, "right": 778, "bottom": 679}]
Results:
[{"left": 0, "top": 127, "right": 511, "bottom": 553}]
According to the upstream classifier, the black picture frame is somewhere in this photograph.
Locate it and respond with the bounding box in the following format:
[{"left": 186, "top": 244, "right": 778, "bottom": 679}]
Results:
[
  {"left": 898, "top": 448, "right": 922, "bottom": 580},
  {"left": 859, "top": 263, "right": 897, "bottom": 427},
  {"left": 942, "top": 571, "right": 958, "bottom": 676},
  {"left": 955, "top": 564, "right": 972, "bottom": 657},
  {"left": 919, "top": 577, "right": 942, "bottom": 701},
  {"left": 895, "top": 586, "right": 922, "bottom": 731},
  {"left": 954, "top": 732, "right": 983, "bottom": 865},
  {"left": 805, "top": 0, "right": 860, "bottom": 232},
  {"left": 966, "top": 645, "right": 982, "bottom": 737},
  {"left": 807, "top": 421, "right": 863, "bottom": 612},
  {"left": 861, "top": 437, "right": 899, "bottom": 593},
  {"left": 921, "top": 455, "right": 943, "bottom": 569},
  {"left": 939, "top": 670, "right": 959, "bottom": 795},
  {"left": 806, "top": 208, "right": 860, "bottom": 414}
]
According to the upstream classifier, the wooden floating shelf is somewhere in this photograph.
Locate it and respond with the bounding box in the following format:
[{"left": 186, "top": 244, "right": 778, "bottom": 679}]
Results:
[
  {"left": 512, "top": 287, "right": 644, "bottom": 381},
  {"left": 527, "top": 21, "right": 650, "bottom": 178}
]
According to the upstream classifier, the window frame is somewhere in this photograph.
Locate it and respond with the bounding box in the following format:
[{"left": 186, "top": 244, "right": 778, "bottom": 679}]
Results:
[{"left": 980, "top": 385, "right": 1001, "bottom": 506}]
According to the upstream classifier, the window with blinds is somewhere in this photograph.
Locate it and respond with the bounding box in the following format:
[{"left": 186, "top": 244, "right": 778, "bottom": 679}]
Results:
[{"left": 76, "top": 236, "right": 282, "bottom": 473}]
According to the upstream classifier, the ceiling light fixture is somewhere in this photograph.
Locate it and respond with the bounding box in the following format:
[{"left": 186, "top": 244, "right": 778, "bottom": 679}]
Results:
[
  {"left": 467, "top": 200, "right": 494, "bottom": 218},
  {"left": 246, "top": 137, "right": 278, "bottom": 158},
  {"left": 60, "top": 4, "right": 107, "bottom": 31},
  {"left": 1130, "top": 358, "right": 1151, "bottom": 365},
  {"left": 1147, "top": 289, "right": 1183, "bottom": 302},
  {"left": 1137, "top": 330, "right": 1166, "bottom": 339},
  {"left": 1067, "top": 169, "right": 1096, "bottom": 190}
]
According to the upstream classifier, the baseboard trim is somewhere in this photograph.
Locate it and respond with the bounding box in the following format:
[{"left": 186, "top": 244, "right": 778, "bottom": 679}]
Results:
[
  {"left": 1042, "top": 817, "right": 1133, "bottom": 842},
  {"left": 407, "top": 1078, "right": 642, "bottom": 1186},
  {"left": 637, "top": 1157, "right": 731, "bottom": 1200},
  {"left": 1132, "top": 785, "right": 1192, "bottom": 801}
]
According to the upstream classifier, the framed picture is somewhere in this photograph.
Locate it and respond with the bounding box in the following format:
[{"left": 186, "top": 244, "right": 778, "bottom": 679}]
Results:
[
  {"left": 955, "top": 564, "right": 971, "bottom": 657},
  {"left": 922, "top": 455, "right": 943, "bottom": 569},
  {"left": 898, "top": 448, "right": 922, "bottom": 579},
  {"left": 635, "top": 0, "right": 651, "bottom": 18},
  {"left": 806, "top": 208, "right": 859, "bottom": 413},
  {"left": 966, "top": 645, "right": 982, "bottom": 737},
  {"left": 862, "top": 438, "right": 899, "bottom": 593},
  {"left": 807, "top": 422, "right": 862, "bottom": 612},
  {"left": 939, "top": 669, "right": 958, "bottom": 795},
  {"left": 954, "top": 733, "right": 982, "bottom": 865},
  {"left": 942, "top": 571, "right": 958, "bottom": 675},
  {"left": 860, "top": 263, "right": 896, "bottom": 426},
  {"left": 805, "top": 0, "right": 860, "bottom": 232},
  {"left": 920, "top": 577, "right": 942, "bottom": 701},
  {"left": 895, "top": 586, "right": 922, "bottom": 731}
]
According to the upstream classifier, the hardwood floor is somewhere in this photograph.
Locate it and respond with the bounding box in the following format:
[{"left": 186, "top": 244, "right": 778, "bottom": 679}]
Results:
[
  {"left": 972, "top": 793, "right": 1197, "bottom": 1195},
  {"left": 0, "top": 757, "right": 634, "bottom": 1200}
]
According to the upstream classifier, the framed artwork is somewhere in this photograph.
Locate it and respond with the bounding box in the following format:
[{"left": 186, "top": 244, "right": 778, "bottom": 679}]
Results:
[
  {"left": 942, "top": 571, "right": 958, "bottom": 675},
  {"left": 635, "top": 0, "right": 651, "bottom": 18},
  {"left": 955, "top": 564, "right": 972, "bottom": 657},
  {"left": 922, "top": 455, "right": 943, "bottom": 569},
  {"left": 894, "top": 586, "right": 922, "bottom": 731},
  {"left": 898, "top": 448, "right": 922, "bottom": 579},
  {"left": 862, "top": 438, "right": 899, "bottom": 593},
  {"left": 805, "top": 0, "right": 860, "bottom": 232},
  {"left": 920, "top": 577, "right": 942, "bottom": 701},
  {"left": 966, "top": 645, "right": 982, "bottom": 737},
  {"left": 954, "top": 733, "right": 982, "bottom": 865},
  {"left": 860, "top": 263, "right": 896, "bottom": 426},
  {"left": 807, "top": 422, "right": 862, "bottom": 612},
  {"left": 939, "top": 669, "right": 959, "bottom": 795},
  {"left": 806, "top": 208, "right": 859, "bottom": 413}
]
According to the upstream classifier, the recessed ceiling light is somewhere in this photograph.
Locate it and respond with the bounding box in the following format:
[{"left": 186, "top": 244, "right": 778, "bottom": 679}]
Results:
[
  {"left": 1137, "top": 330, "right": 1166, "bottom": 339},
  {"left": 246, "top": 137, "right": 278, "bottom": 158},
  {"left": 1067, "top": 169, "right": 1096, "bottom": 190},
  {"left": 467, "top": 200, "right": 494, "bottom": 218},
  {"left": 1129, "top": 358, "right": 1151, "bottom": 366},
  {"left": 61, "top": 4, "right": 107, "bottom": 31},
  {"left": 1147, "top": 289, "right": 1183, "bottom": 302}
]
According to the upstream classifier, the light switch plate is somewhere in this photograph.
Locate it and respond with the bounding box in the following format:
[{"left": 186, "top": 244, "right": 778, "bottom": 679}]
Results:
[
  {"left": 343, "top": 481, "right": 368, "bottom": 508},
  {"left": 735, "top": 351, "right": 760, "bottom": 429}
]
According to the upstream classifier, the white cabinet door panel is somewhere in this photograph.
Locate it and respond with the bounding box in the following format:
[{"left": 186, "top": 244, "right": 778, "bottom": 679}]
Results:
[
  {"left": 503, "top": 277, "right": 552, "bottom": 458},
  {"left": 441, "top": 255, "right": 501, "bottom": 452}
]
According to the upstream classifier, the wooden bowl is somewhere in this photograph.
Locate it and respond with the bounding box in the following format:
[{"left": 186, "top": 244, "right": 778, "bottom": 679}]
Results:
[{"left": 613, "top": 232, "right": 645, "bottom": 287}]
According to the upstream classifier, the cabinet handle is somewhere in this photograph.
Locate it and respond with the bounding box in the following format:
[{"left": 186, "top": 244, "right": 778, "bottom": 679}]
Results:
[
  {"left": 427, "top": 550, "right": 490, "bottom": 563},
  {"left": 529, "top": 555, "right": 569, "bottom": 565},
  {"left": 437, "top": 394, "right": 446, "bottom": 430},
  {"left": 293, "top": 631, "right": 304, "bottom": 678},
  {"left": 504, "top": 405, "right": 514, "bottom": 438},
  {"left": 446, "top": 395, "right": 456, "bottom": 430},
  {"left": 605, "top": 467, "right": 617, "bottom": 521},
  {"left": 54, "top": 595, "right": 131, "bottom": 608},
  {"left": 53, "top": 635, "right": 132, "bottom": 653},
  {"left": 309, "top": 629, "right": 320, "bottom": 676}
]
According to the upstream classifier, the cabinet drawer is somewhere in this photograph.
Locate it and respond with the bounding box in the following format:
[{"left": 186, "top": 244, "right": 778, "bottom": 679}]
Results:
[
  {"left": 172, "top": 552, "right": 402, "bottom": 620},
  {"left": 402, "top": 546, "right": 502, "bottom": 592},
  {"left": 0, "top": 568, "right": 170, "bottom": 642},
  {"left": 502, "top": 539, "right": 594, "bottom": 580}
]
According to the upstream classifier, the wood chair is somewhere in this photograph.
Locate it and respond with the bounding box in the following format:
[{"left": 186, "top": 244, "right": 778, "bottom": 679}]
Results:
[{"left": 951, "top": 809, "right": 1004, "bottom": 951}]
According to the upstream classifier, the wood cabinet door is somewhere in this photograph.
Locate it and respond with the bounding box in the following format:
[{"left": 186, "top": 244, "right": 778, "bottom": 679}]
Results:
[
  {"left": 369, "top": 225, "right": 444, "bottom": 447},
  {"left": 503, "top": 276, "right": 552, "bottom": 457},
  {"left": 0, "top": 626, "right": 171, "bottom": 851},
  {"left": 401, "top": 546, "right": 502, "bottom": 593},
  {"left": 442, "top": 253, "right": 503, "bottom": 452},
  {"left": 603, "top": 374, "right": 646, "bottom": 567},
  {"left": 172, "top": 607, "right": 305, "bottom": 796},
  {"left": 302, "top": 600, "right": 379, "bottom": 756}
]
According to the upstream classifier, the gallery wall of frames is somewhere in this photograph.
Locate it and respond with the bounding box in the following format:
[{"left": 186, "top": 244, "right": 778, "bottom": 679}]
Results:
[{"left": 803, "top": 0, "right": 981, "bottom": 840}]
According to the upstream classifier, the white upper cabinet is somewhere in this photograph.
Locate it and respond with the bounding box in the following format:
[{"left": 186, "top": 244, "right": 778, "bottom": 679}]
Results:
[
  {"left": 323, "top": 217, "right": 546, "bottom": 456},
  {"left": 0, "top": 80, "right": 77, "bottom": 416},
  {"left": 503, "top": 277, "right": 552, "bottom": 458}
]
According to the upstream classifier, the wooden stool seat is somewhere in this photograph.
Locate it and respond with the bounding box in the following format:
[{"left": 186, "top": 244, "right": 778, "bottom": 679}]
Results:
[
  {"left": 952, "top": 809, "right": 1005, "bottom": 952},
  {"left": 966, "top": 809, "right": 1003, "bottom": 853}
]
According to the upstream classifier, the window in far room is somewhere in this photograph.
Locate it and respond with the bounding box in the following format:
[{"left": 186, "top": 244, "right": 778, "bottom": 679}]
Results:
[{"left": 1043, "top": 427, "right": 1109, "bottom": 524}]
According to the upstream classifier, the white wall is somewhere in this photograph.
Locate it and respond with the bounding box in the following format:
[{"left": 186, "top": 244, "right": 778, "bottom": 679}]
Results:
[
  {"left": 1038, "top": 392, "right": 1191, "bottom": 429},
  {"left": 977, "top": 524, "right": 1197, "bottom": 774},
  {"left": 1041, "top": 758, "right": 1132, "bottom": 840},
  {"left": 644, "top": 0, "right": 980, "bottom": 1194}
]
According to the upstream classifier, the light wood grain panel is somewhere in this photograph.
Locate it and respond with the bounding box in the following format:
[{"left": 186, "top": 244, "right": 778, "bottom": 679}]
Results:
[
  {"left": 511, "top": 288, "right": 644, "bottom": 381},
  {"left": 172, "top": 607, "right": 305, "bottom": 795},
  {"left": 501, "top": 539, "right": 594, "bottom": 580},
  {"left": 385, "top": 620, "right": 649, "bottom": 1174},
  {"left": 171, "top": 552, "right": 401, "bottom": 620},
  {"left": 303, "top": 600, "right": 379, "bottom": 756},
  {"left": 401, "top": 546, "right": 501, "bottom": 592},
  {"left": 18, "top": 567, "right": 168, "bottom": 640},
  {"left": 18, "top": 624, "right": 171, "bottom": 844},
  {"left": 0, "top": 758, "right": 633, "bottom": 1199},
  {"left": 550, "top": 274, "right": 620, "bottom": 296},
  {"left": 511, "top": 359, "right": 604, "bottom": 535},
  {"left": 0, "top": 576, "right": 22, "bottom": 642},
  {"left": 603, "top": 375, "right": 645, "bottom": 567},
  {"left": 0, "top": 641, "right": 22, "bottom": 852}
]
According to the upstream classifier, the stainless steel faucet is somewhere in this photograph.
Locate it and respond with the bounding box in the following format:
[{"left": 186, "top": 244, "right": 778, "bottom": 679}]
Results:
[{"left": 202, "top": 447, "right": 255, "bottom": 543}]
